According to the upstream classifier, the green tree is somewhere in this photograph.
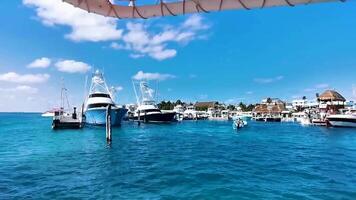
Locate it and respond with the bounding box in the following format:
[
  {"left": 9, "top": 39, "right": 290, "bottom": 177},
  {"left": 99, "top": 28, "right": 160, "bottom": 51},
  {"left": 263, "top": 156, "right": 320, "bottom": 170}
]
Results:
[{"left": 227, "top": 104, "right": 235, "bottom": 111}]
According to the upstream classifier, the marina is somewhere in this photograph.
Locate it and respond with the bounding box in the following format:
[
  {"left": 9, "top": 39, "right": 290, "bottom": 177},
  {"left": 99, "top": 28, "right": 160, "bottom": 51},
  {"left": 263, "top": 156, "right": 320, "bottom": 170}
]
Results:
[
  {"left": 1, "top": 113, "right": 356, "bottom": 199},
  {"left": 1, "top": 0, "right": 355, "bottom": 199}
]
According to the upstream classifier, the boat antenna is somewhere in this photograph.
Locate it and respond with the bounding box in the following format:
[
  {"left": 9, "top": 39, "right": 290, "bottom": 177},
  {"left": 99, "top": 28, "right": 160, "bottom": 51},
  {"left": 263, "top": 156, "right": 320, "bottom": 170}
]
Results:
[
  {"left": 83, "top": 75, "right": 88, "bottom": 102},
  {"left": 60, "top": 77, "right": 71, "bottom": 111},
  {"left": 154, "top": 80, "right": 159, "bottom": 102},
  {"left": 132, "top": 80, "right": 140, "bottom": 105}
]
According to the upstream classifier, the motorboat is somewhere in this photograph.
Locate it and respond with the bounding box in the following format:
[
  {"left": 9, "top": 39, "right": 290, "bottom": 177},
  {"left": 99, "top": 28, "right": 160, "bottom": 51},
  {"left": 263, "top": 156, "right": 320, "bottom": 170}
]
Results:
[
  {"left": 130, "top": 81, "right": 176, "bottom": 123},
  {"left": 83, "top": 70, "right": 127, "bottom": 126},
  {"left": 326, "top": 113, "right": 356, "bottom": 128},
  {"left": 233, "top": 118, "right": 247, "bottom": 129}
]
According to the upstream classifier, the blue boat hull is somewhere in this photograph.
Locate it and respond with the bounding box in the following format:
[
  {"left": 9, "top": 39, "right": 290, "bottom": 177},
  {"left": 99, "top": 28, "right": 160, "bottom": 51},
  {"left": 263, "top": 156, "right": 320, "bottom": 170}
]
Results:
[{"left": 84, "top": 107, "right": 128, "bottom": 126}]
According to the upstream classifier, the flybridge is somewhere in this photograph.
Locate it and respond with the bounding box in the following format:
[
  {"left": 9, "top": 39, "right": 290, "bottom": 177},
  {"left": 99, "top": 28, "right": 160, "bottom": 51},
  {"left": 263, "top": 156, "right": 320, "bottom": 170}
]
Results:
[{"left": 63, "top": 0, "right": 342, "bottom": 19}]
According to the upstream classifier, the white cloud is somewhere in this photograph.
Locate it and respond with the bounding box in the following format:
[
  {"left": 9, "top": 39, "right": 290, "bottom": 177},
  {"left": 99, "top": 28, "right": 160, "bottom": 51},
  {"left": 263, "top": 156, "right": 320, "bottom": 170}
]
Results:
[
  {"left": 24, "top": 1, "right": 210, "bottom": 60},
  {"left": 246, "top": 91, "right": 253, "bottom": 95},
  {"left": 111, "top": 14, "right": 210, "bottom": 60},
  {"left": 0, "top": 72, "right": 49, "bottom": 84},
  {"left": 115, "top": 86, "right": 123, "bottom": 91},
  {"left": 132, "top": 71, "right": 175, "bottom": 81},
  {"left": 22, "top": 0, "right": 210, "bottom": 60},
  {"left": 182, "top": 14, "right": 209, "bottom": 30},
  {"left": 254, "top": 76, "right": 284, "bottom": 84},
  {"left": 23, "top": 0, "right": 122, "bottom": 42},
  {"left": 130, "top": 54, "right": 145, "bottom": 59},
  {"left": 352, "top": 84, "right": 356, "bottom": 100},
  {"left": 28, "top": 57, "right": 51, "bottom": 68},
  {"left": 55, "top": 60, "right": 91, "bottom": 73},
  {"left": 0, "top": 85, "right": 38, "bottom": 94}
]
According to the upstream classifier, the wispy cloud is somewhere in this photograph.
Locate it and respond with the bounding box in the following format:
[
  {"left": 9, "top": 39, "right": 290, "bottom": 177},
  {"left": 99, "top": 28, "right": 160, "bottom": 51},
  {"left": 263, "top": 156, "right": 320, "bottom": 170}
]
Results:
[
  {"left": 55, "top": 60, "right": 91, "bottom": 73},
  {"left": 110, "top": 14, "right": 210, "bottom": 60},
  {"left": 0, "top": 72, "right": 49, "bottom": 84},
  {"left": 304, "top": 83, "right": 329, "bottom": 92},
  {"left": 352, "top": 84, "right": 356, "bottom": 100},
  {"left": 132, "top": 71, "right": 175, "bottom": 81},
  {"left": 24, "top": 1, "right": 210, "bottom": 60},
  {"left": 23, "top": 0, "right": 122, "bottom": 42},
  {"left": 27, "top": 57, "right": 51, "bottom": 68},
  {"left": 246, "top": 91, "right": 254, "bottom": 95},
  {"left": 0, "top": 85, "right": 38, "bottom": 94},
  {"left": 254, "top": 76, "right": 284, "bottom": 84}
]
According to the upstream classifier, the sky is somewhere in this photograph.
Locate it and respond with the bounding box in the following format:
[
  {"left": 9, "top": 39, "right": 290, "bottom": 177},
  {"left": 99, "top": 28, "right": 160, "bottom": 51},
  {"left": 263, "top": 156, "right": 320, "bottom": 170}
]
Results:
[{"left": 0, "top": 0, "right": 355, "bottom": 112}]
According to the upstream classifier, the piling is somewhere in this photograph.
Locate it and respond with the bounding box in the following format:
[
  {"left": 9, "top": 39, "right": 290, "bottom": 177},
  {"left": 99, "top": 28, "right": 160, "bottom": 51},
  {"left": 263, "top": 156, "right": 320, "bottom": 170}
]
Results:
[
  {"left": 137, "top": 110, "right": 141, "bottom": 126},
  {"left": 106, "top": 105, "right": 112, "bottom": 143}
]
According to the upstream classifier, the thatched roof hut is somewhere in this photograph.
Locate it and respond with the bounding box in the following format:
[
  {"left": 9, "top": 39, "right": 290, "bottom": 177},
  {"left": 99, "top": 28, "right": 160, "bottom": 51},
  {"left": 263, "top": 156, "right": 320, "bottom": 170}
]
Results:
[
  {"left": 253, "top": 104, "right": 285, "bottom": 114},
  {"left": 194, "top": 101, "right": 218, "bottom": 108},
  {"left": 318, "top": 90, "right": 346, "bottom": 102}
]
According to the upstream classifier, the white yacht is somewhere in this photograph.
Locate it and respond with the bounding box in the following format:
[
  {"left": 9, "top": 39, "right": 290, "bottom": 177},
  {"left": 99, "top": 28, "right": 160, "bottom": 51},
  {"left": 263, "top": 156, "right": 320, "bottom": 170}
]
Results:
[
  {"left": 83, "top": 70, "right": 127, "bottom": 126},
  {"left": 327, "top": 110, "right": 356, "bottom": 128},
  {"left": 131, "top": 81, "right": 176, "bottom": 123}
]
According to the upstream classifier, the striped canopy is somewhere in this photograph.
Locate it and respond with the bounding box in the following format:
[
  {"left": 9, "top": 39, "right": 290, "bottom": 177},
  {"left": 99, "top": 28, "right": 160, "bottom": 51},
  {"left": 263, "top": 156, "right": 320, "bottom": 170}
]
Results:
[{"left": 63, "top": 0, "right": 343, "bottom": 19}]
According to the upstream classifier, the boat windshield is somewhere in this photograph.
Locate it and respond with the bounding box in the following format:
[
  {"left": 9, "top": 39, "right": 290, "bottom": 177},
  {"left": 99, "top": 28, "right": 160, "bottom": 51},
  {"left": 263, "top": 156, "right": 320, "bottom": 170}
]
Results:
[
  {"left": 87, "top": 103, "right": 114, "bottom": 109},
  {"left": 89, "top": 93, "right": 111, "bottom": 98}
]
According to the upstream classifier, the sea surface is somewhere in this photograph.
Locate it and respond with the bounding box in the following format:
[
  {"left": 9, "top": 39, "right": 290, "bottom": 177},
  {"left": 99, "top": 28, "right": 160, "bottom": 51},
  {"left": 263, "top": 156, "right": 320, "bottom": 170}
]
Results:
[{"left": 1, "top": 113, "right": 356, "bottom": 199}]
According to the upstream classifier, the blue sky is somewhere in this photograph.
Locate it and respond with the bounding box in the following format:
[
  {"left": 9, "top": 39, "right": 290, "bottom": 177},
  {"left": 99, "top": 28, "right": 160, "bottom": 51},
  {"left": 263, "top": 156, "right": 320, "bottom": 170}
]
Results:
[{"left": 0, "top": 0, "right": 355, "bottom": 112}]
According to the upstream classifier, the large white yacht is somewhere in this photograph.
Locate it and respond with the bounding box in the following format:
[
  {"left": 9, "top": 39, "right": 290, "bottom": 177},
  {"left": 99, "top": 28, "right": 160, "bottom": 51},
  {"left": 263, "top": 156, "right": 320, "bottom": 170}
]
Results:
[
  {"left": 83, "top": 70, "right": 127, "bottom": 126},
  {"left": 130, "top": 81, "right": 176, "bottom": 123},
  {"left": 327, "top": 110, "right": 356, "bottom": 128}
]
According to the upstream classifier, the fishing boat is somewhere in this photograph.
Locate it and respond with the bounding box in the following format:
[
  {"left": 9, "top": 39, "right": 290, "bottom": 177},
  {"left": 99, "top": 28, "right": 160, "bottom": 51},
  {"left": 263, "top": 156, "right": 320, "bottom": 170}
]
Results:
[
  {"left": 326, "top": 113, "right": 356, "bottom": 128},
  {"left": 83, "top": 70, "right": 127, "bottom": 126},
  {"left": 131, "top": 81, "right": 176, "bottom": 123}
]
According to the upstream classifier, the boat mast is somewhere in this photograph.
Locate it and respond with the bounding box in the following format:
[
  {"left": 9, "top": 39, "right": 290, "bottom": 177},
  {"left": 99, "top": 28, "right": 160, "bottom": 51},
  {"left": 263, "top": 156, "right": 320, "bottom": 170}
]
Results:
[{"left": 132, "top": 81, "right": 140, "bottom": 105}]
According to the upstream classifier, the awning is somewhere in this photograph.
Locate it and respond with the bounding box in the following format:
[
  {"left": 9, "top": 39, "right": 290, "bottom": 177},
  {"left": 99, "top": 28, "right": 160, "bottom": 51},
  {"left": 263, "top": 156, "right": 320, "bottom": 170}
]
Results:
[{"left": 63, "top": 0, "right": 343, "bottom": 19}]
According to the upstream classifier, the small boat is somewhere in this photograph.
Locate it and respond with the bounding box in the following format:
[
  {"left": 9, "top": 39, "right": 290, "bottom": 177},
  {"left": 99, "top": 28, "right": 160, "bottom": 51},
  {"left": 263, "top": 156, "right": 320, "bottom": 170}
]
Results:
[
  {"left": 326, "top": 113, "right": 356, "bottom": 128},
  {"left": 131, "top": 81, "right": 176, "bottom": 123},
  {"left": 52, "top": 107, "right": 83, "bottom": 129},
  {"left": 233, "top": 118, "right": 247, "bottom": 129},
  {"left": 83, "top": 70, "right": 128, "bottom": 126}
]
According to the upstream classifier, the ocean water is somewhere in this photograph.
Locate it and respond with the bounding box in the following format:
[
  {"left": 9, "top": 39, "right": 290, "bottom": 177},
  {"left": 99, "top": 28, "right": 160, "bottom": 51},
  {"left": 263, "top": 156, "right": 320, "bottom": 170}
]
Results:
[{"left": 1, "top": 113, "right": 356, "bottom": 199}]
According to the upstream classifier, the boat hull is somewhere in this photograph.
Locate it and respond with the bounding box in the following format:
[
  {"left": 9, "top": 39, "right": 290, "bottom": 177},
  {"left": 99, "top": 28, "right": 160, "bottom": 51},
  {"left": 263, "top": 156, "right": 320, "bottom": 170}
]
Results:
[
  {"left": 327, "top": 117, "right": 356, "bottom": 128},
  {"left": 131, "top": 112, "right": 176, "bottom": 123},
  {"left": 85, "top": 107, "right": 128, "bottom": 126}
]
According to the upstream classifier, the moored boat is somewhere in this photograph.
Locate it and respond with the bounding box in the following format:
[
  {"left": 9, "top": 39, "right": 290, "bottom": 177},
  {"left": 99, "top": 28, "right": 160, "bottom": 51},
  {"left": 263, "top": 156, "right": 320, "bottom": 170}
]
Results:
[
  {"left": 131, "top": 81, "right": 176, "bottom": 123},
  {"left": 83, "top": 70, "right": 127, "bottom": 126},
  {"left": 326, "top": 114, "right": 356, "bottom": 128}
]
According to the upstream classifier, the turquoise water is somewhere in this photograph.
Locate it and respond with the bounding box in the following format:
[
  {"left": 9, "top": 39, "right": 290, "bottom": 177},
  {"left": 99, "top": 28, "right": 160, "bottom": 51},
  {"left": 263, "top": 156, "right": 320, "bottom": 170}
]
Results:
[{"left": 1, "top": 113, "right": 356, "bottom": 199}]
